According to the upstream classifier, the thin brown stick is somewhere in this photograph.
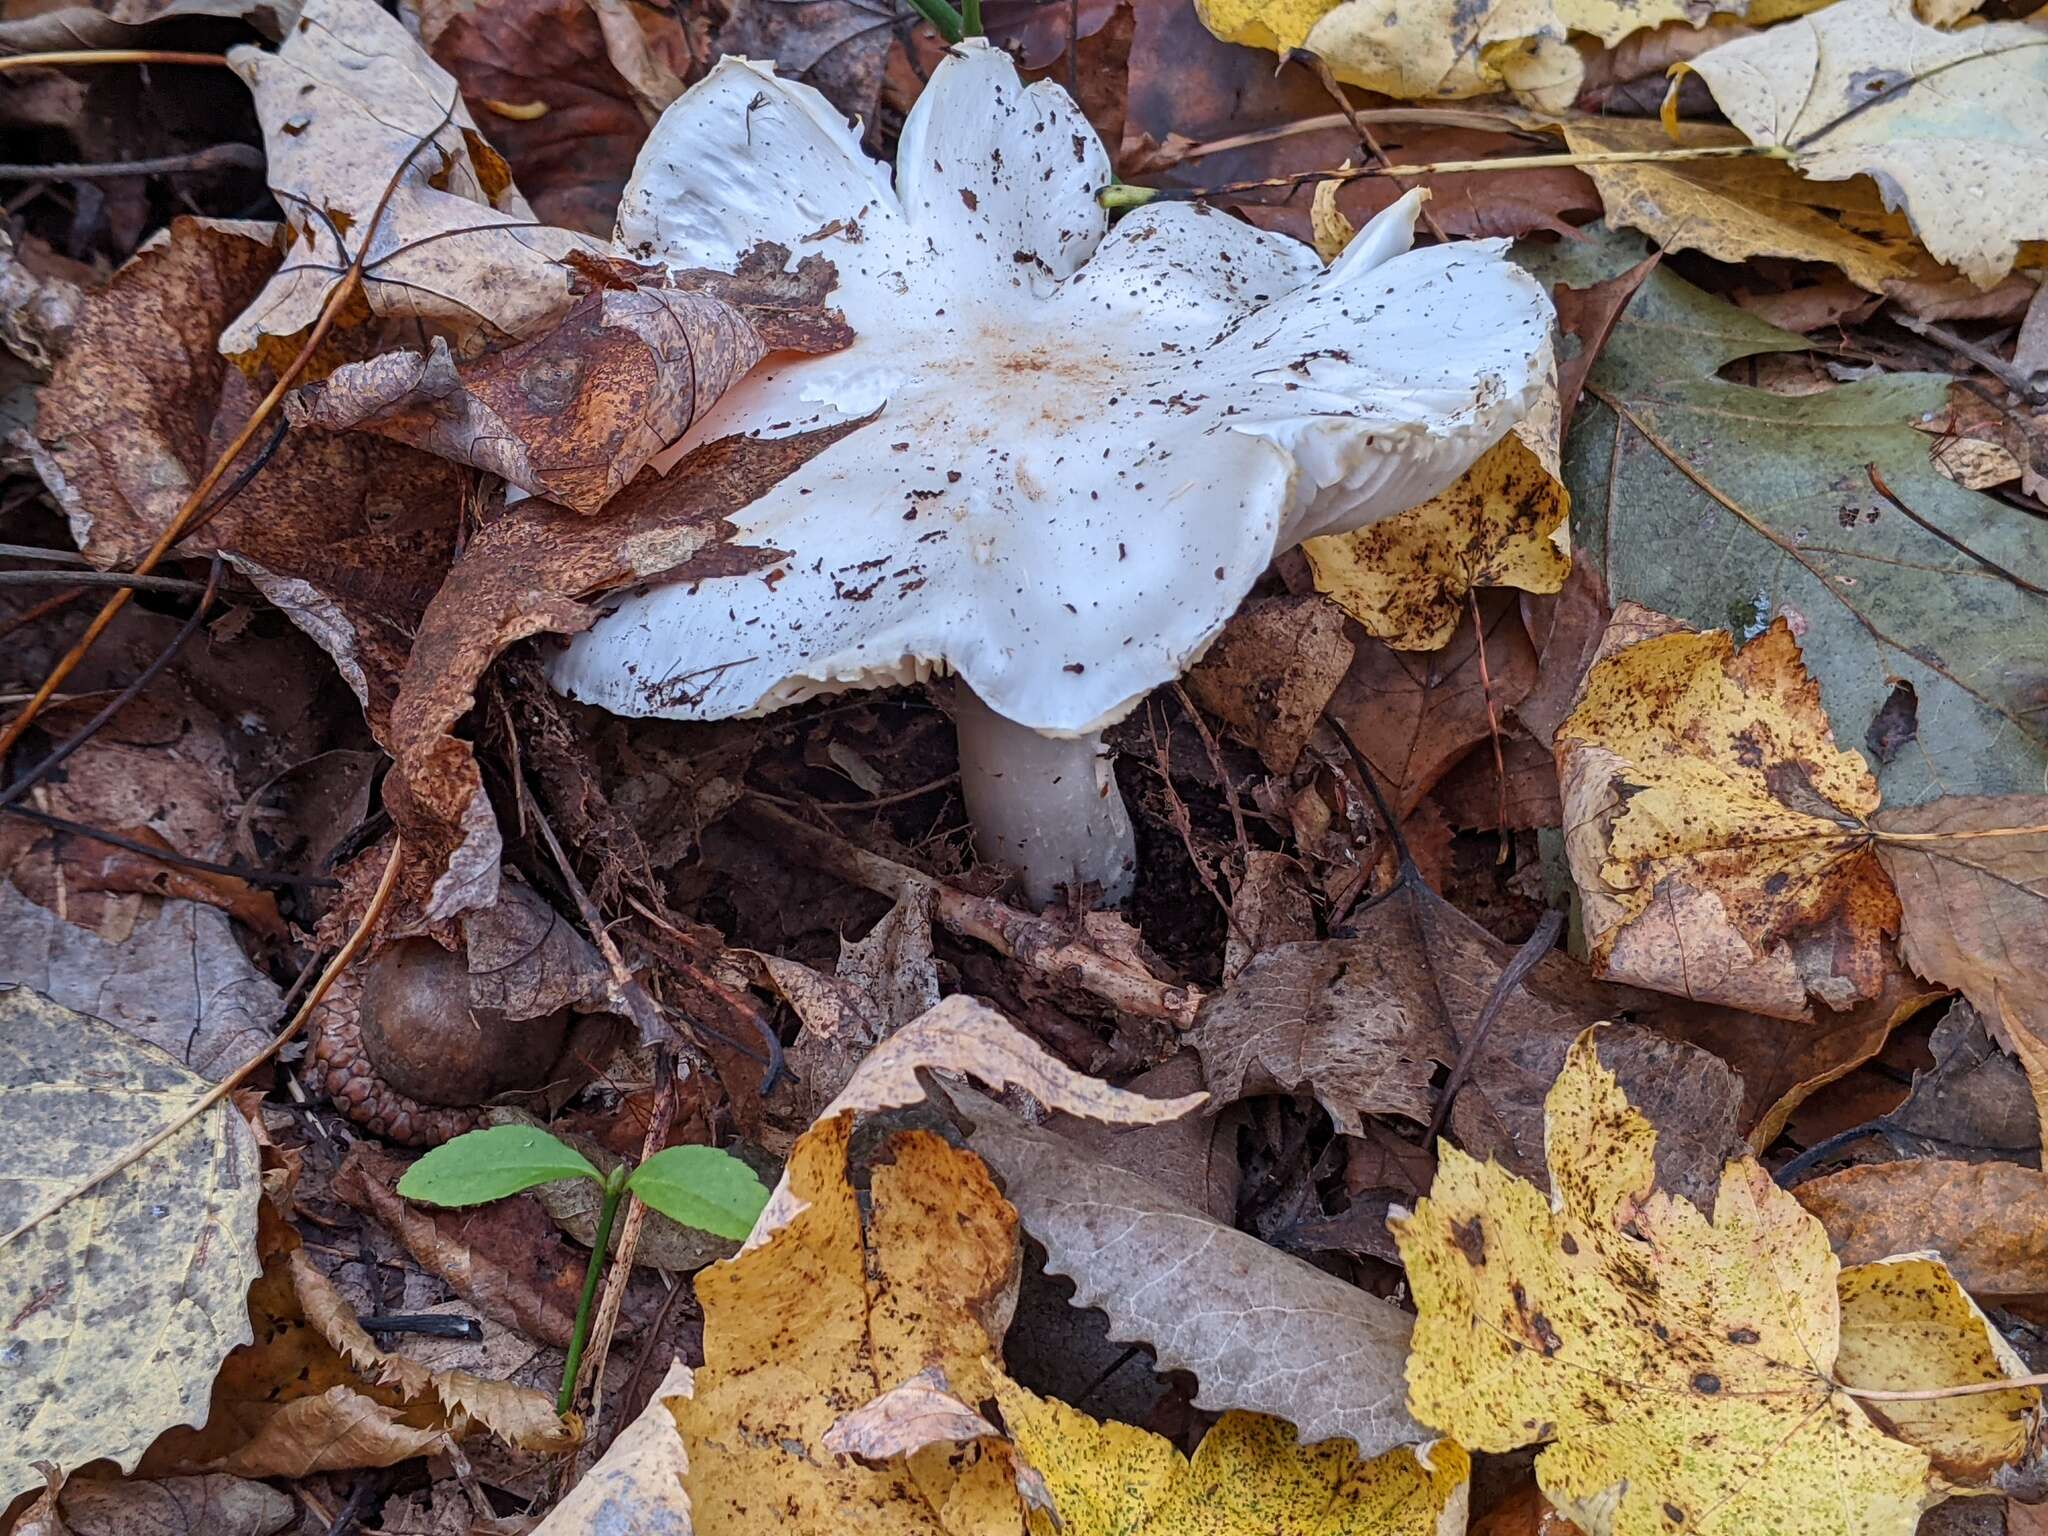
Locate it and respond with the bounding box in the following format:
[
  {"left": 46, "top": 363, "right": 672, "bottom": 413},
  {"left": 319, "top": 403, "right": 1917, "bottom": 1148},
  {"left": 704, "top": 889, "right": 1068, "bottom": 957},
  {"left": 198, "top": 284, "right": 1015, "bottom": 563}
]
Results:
[
  {"left": 735, "top": 797, "right": 1202, "bottom": 1028},
  {"left": 0, "top": 568, "right": 212, "bottom": 596},
  {"left": 576, "top": 1051, "right": 677, "bottom": 1433},
  {"left": 0, "top": 90, "right": 457, "bottom": 762},
  {"left": 0, "top": 144, "right": 264, "bottom": 180},
  {"left": 0, "top": 49, "right": 230, "bottom": 72},
  {"left": 1468, "top": 588, "right": 1510, "bottom": 859},
  {"left": 2, "top": 803, "right": 342, "bottom": 888},
  {"left": 1865, "top": 463, "right": 2047, "bottom": 598},
  {"left": 0, "top": 837, "right": 405, "bottom": 1248},
  {"left": 1171, "top": 106, "right": 1539, "bottom": 164},
  {"left": 528, "top": 793, "right": 665, "bottom": 1044}
]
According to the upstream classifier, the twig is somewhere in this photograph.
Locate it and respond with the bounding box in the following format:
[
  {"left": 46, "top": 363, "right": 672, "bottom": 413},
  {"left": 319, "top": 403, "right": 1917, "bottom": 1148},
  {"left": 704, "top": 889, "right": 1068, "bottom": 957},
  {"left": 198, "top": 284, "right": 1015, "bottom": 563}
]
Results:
[
  {"left": 1100, "top": 143, "right": 1782, "bottom": 207},
  {"left": 1283, "top": 48, "right": 1448, "bottom": 244},
  {"left": 735, "top": 797, "right": 1201, "bottom": 1028},
  {"left": 0, "top": 144, "right": 264, "bottom": 180},
  {"left": 1170, "top": 107, "right": 1538, "bottom": 164},
  {"left": 1423, "top": 907, "right": 1564, "bottom": 1149},
  {"left": 1468, "top": 588, "right": 1511, "bottom": 858},
  {"left": 1146, "top": 700, "right": 1248, "bottom": 946},
  {"left": 1865, "top": 463, "right": 2047, "bottom": 598},
  {"left": 576, "top": 1050, "right": 677, "bottom": 1432},
  {"left": 0, "top": 838, "right": 405, "bottom": 1248},
  {"left": 1893, "top": 311, "right": 2046, "bottom": 402},
  {"left": 527, "top": 794, "right": 665, "bottom": 1044},
  {"left": 1322, "top": 712, "right": 1416, "bottom": 876},
  {"left": 0, "top": 555, "right": 223, "bottom": 812},
  {"left": 0, "top": 88, "right": 459, "bottom": 762},
  {"left": 0, "top": 568, "right": 212, "bottom": 595},
  {"left": 745, "top": 772, "right": 960, "bottom": 812},
  {"left": 0, "top": 50, "right": 230, "bottom": 73},
  {"left": 0, "top": 544, "right": 90, "bottom": 565},
  {"left": 2, "top": 804, "right": 342, "bottom": 888},
  {"left": 1171, "top": 681, "right": 1252, "bottom": 870}
]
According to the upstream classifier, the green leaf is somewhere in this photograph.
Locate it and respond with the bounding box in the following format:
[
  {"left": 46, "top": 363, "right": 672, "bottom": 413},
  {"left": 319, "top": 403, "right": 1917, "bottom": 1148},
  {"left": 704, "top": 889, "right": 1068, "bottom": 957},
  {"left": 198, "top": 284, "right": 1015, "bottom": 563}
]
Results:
[
  {"left": 1525, "top": 227, "right": 2048, "bottom": 805},
  {"left": 627, "top": 1146, "right": 770, "bottom": 1240},
  {"left": 397, "top": 1124, "right": 602, "bottom": 1207}
]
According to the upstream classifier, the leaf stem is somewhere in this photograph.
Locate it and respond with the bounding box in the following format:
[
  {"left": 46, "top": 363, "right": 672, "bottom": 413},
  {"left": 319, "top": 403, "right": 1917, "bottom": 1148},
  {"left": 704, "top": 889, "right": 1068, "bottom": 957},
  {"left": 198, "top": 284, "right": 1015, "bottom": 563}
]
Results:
[
  {"left": 903, "top": 0, "right": 964, "bottom": 43},
  {"left": 1842, "top": 1371, "right": 2048, "bottom": 1402},
  {"left": 559, "top": 1163, "right": 630, "bottom": 1415},
  {"left": 960, "top": 0, "right": 982, "bottom": 38},
  {"left": 1098, "top": 142, "right": 1789, "bottom": 207}
]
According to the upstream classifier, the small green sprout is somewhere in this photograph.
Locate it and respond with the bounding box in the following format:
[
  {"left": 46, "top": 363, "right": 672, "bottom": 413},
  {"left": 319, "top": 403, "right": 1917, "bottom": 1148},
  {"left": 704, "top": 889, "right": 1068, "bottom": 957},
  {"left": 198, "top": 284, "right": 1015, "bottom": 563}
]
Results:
[{"left": 397, "top": 1123, "right": 769, "bottom": 1415}]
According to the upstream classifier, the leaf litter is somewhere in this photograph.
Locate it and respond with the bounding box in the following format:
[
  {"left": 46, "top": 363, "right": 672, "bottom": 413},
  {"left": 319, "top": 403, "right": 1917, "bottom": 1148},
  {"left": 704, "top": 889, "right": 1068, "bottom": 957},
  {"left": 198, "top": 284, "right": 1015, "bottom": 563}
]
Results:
[{"left": 10, "top": 0, "right": 2048, "bottom": 1527}]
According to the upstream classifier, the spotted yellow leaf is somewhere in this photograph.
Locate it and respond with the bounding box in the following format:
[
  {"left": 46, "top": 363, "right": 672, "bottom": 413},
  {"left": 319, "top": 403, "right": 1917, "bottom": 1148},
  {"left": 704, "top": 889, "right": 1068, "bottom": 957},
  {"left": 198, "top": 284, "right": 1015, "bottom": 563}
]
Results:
[
  {"left": 1305, "top": 365, "right": 1568, "bottom": 651},
  {"left": 1556, "top": 605, "right": 1900, "bottom": 1019},
  {"left": 1395, "top": 1027, "right": 2034, "bottom": 1536}
]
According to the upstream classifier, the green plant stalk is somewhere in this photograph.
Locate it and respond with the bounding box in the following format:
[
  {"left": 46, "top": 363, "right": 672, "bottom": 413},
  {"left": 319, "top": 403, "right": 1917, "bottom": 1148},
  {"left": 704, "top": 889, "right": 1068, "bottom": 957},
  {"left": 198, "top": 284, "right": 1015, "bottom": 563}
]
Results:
[
  {"left": 558, "top": 1163, "right": 630, "bottom": 1415},
  {"left": 960, "top": 0, "right": 982, "bottom": 38},
  {"left": 905, "top": 0, "right": 963, "bottom": 42}
]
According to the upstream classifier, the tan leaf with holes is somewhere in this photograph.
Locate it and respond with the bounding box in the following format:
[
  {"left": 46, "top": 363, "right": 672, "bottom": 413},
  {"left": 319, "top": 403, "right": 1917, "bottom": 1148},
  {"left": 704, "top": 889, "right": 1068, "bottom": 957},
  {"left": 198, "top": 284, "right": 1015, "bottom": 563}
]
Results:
[{"left": 1557, "top": 606, "right": 1901, "bottom": 1018}]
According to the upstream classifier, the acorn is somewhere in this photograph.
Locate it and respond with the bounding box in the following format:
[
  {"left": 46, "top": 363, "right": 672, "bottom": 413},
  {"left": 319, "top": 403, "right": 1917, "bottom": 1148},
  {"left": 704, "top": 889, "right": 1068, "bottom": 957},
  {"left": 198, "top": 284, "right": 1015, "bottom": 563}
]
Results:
[{"left": 356, "top": 937, "right": 573, "bottom": 1107}]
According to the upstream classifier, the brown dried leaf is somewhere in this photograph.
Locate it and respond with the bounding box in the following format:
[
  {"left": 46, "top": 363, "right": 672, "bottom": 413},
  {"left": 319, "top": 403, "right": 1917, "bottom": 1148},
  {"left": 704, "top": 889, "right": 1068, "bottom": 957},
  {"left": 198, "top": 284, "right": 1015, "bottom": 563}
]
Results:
[
  {"left": 52, "top": 1475, "right": 296, "bottom": 1536},
  {"left": 1664, "top": 970, "right": 1942, "bottom": 1147},
  {"left": 1181, "top": 593, "right": 1354, "bottom": 774},
  {"left": 29, "top": 217, "right": 466, "bottom": 746},
  {"left": 713, "top": 0, "right": 908, "bottom": 132},
  {"left": 210, "top": 1386, "right": 449, "bottom": 1477},
  {"left": 386, "top": 420, "right": 861, "bottom": 916},
  {"left": 333, "top": 1144, "right": 589, "bottom": 1348},
  {"left": 1874, "top": 795, "right": 2048, "bottom": 1139},
  {"left": 1558, "top": 605, "right": 1902, "bottom": 1019},
  {"left": 1796, "top": 1159, "right": 2048, "bottom": 1298},
  {"left": 1431, "top": 730, "right": 1562, "bottom": 832},
  {"left": 1514, "top": 560, "right": 1611, "bottom": 750},
  {"left": 1190, "top": 873, "right": 1744, "bottom": 1193},
  {"left": 1326, "top": 589, "right": 1539, "bottom": 820},
  {"left": 291, "top": 250, "right": 850, "bottom": 515},
  {"left": 429, "top": 0, "right": 694, "bottom": 236},
  {"left": 223, "top": 0, "right": 592, "bottom": 363},
  {"left": 962, "top": 1096, "right": 1424, "bottom": 1458},
  {"left": 1885, "top": 1002, "right": 2041, "bottom": 1166},
  {"left": 289, "top": 1250, "right": 577, "bottom": 1452}
]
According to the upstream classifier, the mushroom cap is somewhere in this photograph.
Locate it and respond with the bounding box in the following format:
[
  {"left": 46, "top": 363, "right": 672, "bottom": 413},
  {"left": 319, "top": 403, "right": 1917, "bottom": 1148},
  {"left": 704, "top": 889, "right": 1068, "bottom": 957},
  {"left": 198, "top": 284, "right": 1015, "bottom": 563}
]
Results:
[{"left": 550, "top": 43, "right": 1555, "bottom": 737}]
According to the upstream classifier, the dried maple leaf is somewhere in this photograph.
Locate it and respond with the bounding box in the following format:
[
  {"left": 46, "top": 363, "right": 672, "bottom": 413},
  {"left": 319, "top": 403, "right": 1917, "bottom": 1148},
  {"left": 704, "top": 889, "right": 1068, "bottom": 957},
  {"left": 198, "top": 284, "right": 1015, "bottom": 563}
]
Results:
[
  {"left": 1397, "top": 1027, "right": 2040, "bottom": 1536},
  {"left": 1796, "top": 1159, "right": 2048, "bottom": 1299},
  {"left": 222, "top": 0, "right": 592, "bottom": 365},
  {"left": 1558, "top": 604, "right": 1902, "bottom": 1019}
]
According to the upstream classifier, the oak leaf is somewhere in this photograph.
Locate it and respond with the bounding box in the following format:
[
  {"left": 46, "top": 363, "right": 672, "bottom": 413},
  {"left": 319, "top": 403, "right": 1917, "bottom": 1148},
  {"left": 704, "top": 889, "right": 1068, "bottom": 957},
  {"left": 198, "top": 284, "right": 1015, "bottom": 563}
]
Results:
[
  {"left": 1558, "top": 605, "right": 1901, "bottom": 1018},
  {"left": 1396, "top": 1027, "right": 2039, "bottom": 1536}
]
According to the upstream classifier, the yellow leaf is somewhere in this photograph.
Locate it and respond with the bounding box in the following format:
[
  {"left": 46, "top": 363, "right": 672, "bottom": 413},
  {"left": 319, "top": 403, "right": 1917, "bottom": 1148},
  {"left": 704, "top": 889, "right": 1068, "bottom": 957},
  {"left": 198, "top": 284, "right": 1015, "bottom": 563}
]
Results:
[
  {"left": 567, "top": 996, "right": 1463, "bottom": 1535},
  {"left": 1311, "top": 170, "right": 1358, "bottom": 265},
  {"left": 536, "top": 1359, "right": 694, "bottom": 1535},
  {"left": 1304, "top": 372, "right": 1568, "bottom": 650},
  {"left": 1, "top": 989, "right": 262, "bottom": 1506},
  {"left": 1194, "top": 0, "right": 1719, "bottom": 109},
  {"left": 1556, "top": 605, "right": 1900, "bottom": 1018},
  {"left": 1836, "top": 1256, "right": 2039, "bottom": 1495},
  {"left": 1396, "top": 1028, "right": 1937, "bottom": 1536},
  {"left": 1562, "top": 119, "right": 1917, "bottom": 295},
  {"left": 1680, "top": 0, "right": 2048, "bottom": 287}
]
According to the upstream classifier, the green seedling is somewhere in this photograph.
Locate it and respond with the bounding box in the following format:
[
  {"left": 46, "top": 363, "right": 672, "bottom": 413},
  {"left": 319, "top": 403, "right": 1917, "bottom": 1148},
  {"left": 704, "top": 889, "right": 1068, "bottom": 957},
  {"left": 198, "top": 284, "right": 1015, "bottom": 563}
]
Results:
[{"left": 397, "top": 1123, "right": 769, "bottom": 1414}]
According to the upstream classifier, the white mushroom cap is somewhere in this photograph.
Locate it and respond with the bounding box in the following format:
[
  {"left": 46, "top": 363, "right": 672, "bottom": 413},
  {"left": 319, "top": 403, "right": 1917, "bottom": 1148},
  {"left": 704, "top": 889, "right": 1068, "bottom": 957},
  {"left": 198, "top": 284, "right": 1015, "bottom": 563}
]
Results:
[{"left": 549, "top": 41, "right": 1555, "bottom": 738}]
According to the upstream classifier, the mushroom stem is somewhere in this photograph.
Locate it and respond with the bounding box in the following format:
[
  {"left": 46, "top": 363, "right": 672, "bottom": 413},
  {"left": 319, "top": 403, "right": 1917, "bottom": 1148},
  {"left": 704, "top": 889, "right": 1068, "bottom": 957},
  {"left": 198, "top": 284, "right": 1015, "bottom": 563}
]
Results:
[{"left": 953, "top": 683, "right": 1136, "bottom": 908}]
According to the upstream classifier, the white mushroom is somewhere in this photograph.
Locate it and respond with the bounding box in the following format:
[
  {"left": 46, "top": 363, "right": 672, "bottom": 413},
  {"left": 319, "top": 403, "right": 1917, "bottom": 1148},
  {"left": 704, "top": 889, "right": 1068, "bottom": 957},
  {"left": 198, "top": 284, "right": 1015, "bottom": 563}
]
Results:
[{"left": 550, "top": 41, "right": 1555, "bottom": 908}]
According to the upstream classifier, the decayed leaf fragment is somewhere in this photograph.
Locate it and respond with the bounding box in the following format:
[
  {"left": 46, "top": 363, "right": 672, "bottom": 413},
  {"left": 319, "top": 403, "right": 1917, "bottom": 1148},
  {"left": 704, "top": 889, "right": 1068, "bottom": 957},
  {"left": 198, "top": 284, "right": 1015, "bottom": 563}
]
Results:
[
  {"left": 1304, "top": 360, "right": 1569, "bottom": 651},
  {"left": 1396, "top": 1026, "right": 2037, "bottom": 1536},
  {"left": 1872, "top": 795, "right": 2048, "bottom": 1139},
  {"left": 290, "top": 246, "right": 855, "bottom": 515},
  {"left": 222, "top": 0, "right": 591, "bottom": 365},
  {"left": 1557, "top": 605, "right": 1900, "bottom": 1018},
  {"left": 1, "top": 989, "right": 263, "bottom": 1506},
  {"left": 1680, "top": 0, "right": 2048, "bottom": 287}
]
